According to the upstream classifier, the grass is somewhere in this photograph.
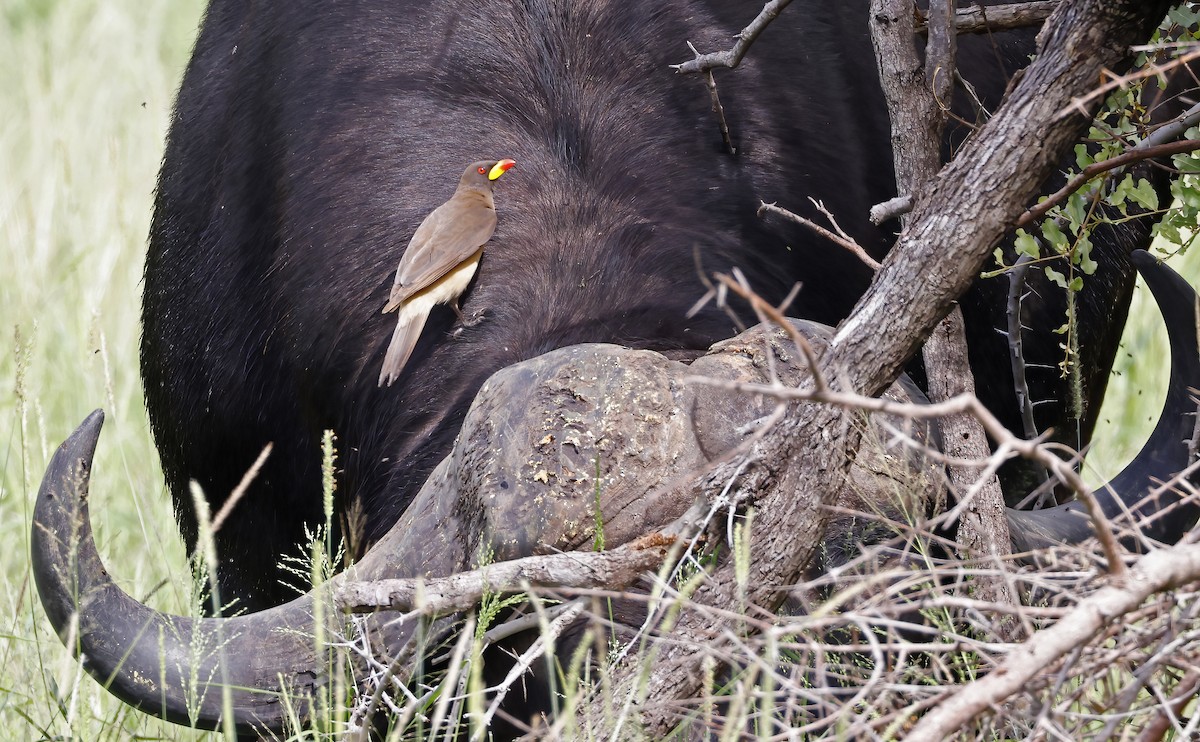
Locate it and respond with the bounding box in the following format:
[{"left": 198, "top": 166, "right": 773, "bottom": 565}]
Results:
[
  {"left": 1, "top": 0, "right": 206, "bottom": 738},
  {"left": 1, "top": 0, "right": 1198, "bottom": 739}
]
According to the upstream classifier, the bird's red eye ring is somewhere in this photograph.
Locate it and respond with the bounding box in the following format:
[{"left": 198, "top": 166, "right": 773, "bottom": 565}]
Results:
[{"left": 478, "top": 166, "right": 486, "bottom": 174}]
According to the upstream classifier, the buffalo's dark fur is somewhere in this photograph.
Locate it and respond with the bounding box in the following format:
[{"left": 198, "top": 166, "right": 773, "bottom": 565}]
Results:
[{"left": 142, "top": 0, "right": 1161, "bottom": 609}]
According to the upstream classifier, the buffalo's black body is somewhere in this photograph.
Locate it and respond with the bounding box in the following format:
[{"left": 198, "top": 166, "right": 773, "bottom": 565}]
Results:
[{"left": 142, "top": 0, "right": 1159, "bottom": 610}]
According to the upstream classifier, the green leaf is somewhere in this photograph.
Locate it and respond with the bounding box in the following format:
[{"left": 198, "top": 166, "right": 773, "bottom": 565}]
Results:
[
  {"left": 1065, "top": 192, "right": 1087, "bottom": 233},
  {"left": 1109, "top": 173, "right": 1134, "bottom": 216},
  {"left": 1041, "top": 219, "right": 1068, "bottom": 252},
  {"left": 1181, "top": 183, "right": 1200, "bottom": 210},
  {"left": 1076, "top": 233, "right": 1097, "bottom": 275},
  {"left": 1074, "top": 144, "right": 1093, "bottom": 170},
  {"left": 1045, "top": 266, "right": 1068, "bottom": 289},
  {"left": 1153, "top": 221, "right": 1182, "bottom": 246},
  {"left": 1013, "top": 230, "right": 1040, "bottom": 260},
  {"left": 1127, "top": 177, "right": 1159, "bottom": 211}
]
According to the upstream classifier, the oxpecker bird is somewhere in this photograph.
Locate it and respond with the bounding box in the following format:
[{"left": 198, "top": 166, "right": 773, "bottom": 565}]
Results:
[{"left": 379, "top": 158, "right": 516, "bottom": 386}]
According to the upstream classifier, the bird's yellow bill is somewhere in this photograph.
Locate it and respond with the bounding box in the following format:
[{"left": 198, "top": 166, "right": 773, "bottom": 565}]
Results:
[{"left": 488, "top": 159, "right": 516, "bottom": 180}]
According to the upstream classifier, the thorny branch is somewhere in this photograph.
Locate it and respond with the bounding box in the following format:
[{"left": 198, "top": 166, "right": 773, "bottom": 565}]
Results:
[
  {"left": 681, "top": 372, "right": 1126, "bottom": 579},
  {"left": 1005, "top": 254, "right": 1039, "bottom": 441},
  {"left": 1061, "top": 49, "right": 1200, "bottom": 120}
]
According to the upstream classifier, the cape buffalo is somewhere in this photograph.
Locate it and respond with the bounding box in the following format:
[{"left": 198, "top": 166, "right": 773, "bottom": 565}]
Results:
[{"left": 134, "top": 0, "right": 1172, "bottom": 612}]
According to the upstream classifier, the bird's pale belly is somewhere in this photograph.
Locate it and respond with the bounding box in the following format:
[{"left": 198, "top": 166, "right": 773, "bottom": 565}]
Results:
[{"left": 396, "top": 249, "right": 483, "bottom": 324}]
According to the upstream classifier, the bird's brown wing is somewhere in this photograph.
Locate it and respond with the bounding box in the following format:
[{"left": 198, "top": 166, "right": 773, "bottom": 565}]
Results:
[{"left": 386, "top": 196, "right": 496, "bottom": 309}]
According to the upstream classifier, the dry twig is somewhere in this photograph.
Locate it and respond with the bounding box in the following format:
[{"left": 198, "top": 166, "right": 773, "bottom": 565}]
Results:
[
  {"left": 907, "top": 540, "right": 1200, "bottom": 740},
  {"left": 671, "top": 0, "right": 792, "bottom": 75}
]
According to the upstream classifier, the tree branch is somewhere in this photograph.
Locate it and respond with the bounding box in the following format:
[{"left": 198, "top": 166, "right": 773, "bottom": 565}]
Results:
[
  {"left": 1143, "top": 100, "right": 1200, "bottom": 149},
  {"left": 1016, "top": 138, "right": 1200, "bottom": 228},
  {"left": 671, "top": 0, "right": 792, "bottom": 74},
  {"left": 870, "top": 193, "right": 913, "bottom": 225},
  {"left": 872, "top": 0, "right": 1016, "bottom": 607},
  {"left": 335, "top": 535, "right": 674, "bottom": 614},
  {"left": 757, "top": 201, "right": 881, "bottom": 271},
  {"left": 915, "top": 1, "right": 1060, "bottom": 36}
]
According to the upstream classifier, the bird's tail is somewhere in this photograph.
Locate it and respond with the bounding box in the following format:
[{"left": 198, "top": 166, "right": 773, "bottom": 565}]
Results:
[{"left": 378, "top": 298, "right": 432, "bottom": 387}]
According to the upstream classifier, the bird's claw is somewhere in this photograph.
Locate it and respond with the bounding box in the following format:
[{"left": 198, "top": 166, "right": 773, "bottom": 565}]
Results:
[{"left": 455, "top": 307, "right": 486, "bottom": 328}]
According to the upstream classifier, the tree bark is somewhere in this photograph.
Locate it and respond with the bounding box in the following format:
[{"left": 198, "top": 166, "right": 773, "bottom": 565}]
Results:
[
  {"left": 873, "top": 0, "right": 1017, "bottom": 611},
  {"left": 579, "top": 1, "right": 1172, "bottom": 737}
]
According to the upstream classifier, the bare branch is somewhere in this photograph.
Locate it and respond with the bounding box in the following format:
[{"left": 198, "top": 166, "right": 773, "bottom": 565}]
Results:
[
  {"left": 757, "top": 201, "right": 881, "bottom": 271},
  {"left": 915, "top": 1, "right": 1060, "bottom": 36},
  {"left": 475, "top": 600, "right": 587, "bottom": 738},
  {"left": 1005, "top": 255, "right": 1039, "bottom": 440},
  {"left": 870, "top": 194, "right": 913, "bottom": 225},
  {"left": 808, "top": 197, "right": 860, "bottom": 249},
  {"left": 1061, "top": 50, "right": 1200, "bottom": 119},
  {"left": 1143, "top": 100, "right": 1200, "bottom": 149},
  {"left": 681, "top": 373, "right": 1127, "bottom": 577},
  {"left": 1134, "top": 668, "right": 1200, "bottom": 742},
  {"left": 671, "top": 0, "right": 792, "bottom": 74},
  {"left": 713, "top": 271, "right": 830, "bottom": 391},
  {"left": 924, "top": 311, "right": 1017, "bottom": 609},
  {"left": 872, "top": 0, "right": 1015, "bottom": 611},
  {"left": 925, "top": 0, "right": 957, "bottom": 113},
  {"left": 870, "top": 0, "right": 942, "bottom": 195},
  {"left": 689, "top": 43, "right": 736, "bottom": 155},
  {"left": 336, "top": 534, "right": 674, "bottom": 614}
]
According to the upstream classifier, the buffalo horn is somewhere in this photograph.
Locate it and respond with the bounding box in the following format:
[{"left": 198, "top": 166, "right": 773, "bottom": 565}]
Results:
[
  {"left": 31, "top": 409, "right": 334, "bottom": 734},
  {"left": 1008, "top": 249, "right": 1200, "bottom": 550}
]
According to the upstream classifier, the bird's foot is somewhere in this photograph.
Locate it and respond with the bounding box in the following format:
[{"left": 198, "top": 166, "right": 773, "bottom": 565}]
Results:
[{"left": 453, "top": 305, "right": 487, "bottom": 328}]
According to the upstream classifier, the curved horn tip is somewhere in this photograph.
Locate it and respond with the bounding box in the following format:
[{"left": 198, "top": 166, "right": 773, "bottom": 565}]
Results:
[
  {"left": 42, "top": 409, "right": 106, "bottom": 471},
  {"left": 71, "top": 408, "right": 106, "bottom": 455},
  {"left": 31, "top": 410, "right": 109, "bottom": 631},
  {"left": 36, "top": 408, "right": 106, "bottom": 512}
]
